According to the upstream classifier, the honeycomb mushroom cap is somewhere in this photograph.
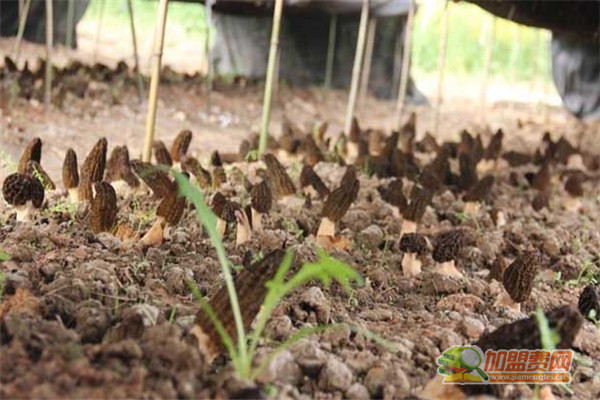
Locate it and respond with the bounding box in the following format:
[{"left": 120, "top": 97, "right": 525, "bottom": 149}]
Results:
[
  {"left": 299, "top": 165, "right": 329, "bottom": 198},
  {"left": 483, "top": 129, "right": 504, "bottom": 160},
  {"left": 377, "top": 178, "right": 407, "bottom": 213},
  {"left": 564, "top": 173, "right": 584, "bottom": 197},
  {"left": 18, "top": 137, "right": 42, "bottom": 174},
  {"left": 181, "top": 156, "right": 211, "bottom": 188},
  {"left": 321, "top": 168, "right": 360, "bottom": 222},
  {"left": 79, "top": 138, "right": 108, "bottom": 202},
  {"left": 153, "top": 140, "right": 173, "bottom": 166},
  {"left": 62, "top": 148, "right": 79, "bottom": 189},
  {"left": 157, "top": 184, "right": 186, "bottom": 226},
  {"left": 263, "top": 154, "right": 296, "bottom": 198},
  {"left": 212, "top": 192, "right": 236, "bottom": 223},
  {"left": 502, "top": 250, "right": 540, "bottom": 303},
  {"left": 210, "top": 150, "right": 223, "bottom": 167},
  {"left": 403, "top": 185, "right": 432, "bottom": 223},
  {"left": 399, "top": 233, "right": 427, "bottom": 255},
  {"left": 458, "top": 152, "right": 477, "bottom": 192},
  {"left": 131, "top": 160, "right": 173, "bottom": 199},
  {"left": 170, "top": 130, "right": 192, "bottom": 162},
  {"left": 578, "top": 285, "right": 599, "bottom": 320},
  {"left": 250, "top": 180, "right": 272, "bottom": 214},
  {"left": 432, "top": 229, "right": 471, "bottom": 263},
  {"left": 25, "top": 160, "right": 56, "bottom": 190},
  {"left": 90, "top": 182, "right": 118, "bottom": 234},
  {"left": 463, "top": 175, "right": 495, "bottom": 203}
]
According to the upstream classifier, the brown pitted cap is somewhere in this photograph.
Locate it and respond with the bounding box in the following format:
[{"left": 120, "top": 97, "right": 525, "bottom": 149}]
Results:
[
  {"left": 532, "top": 191, "right": 549, "bottom": 211},
  {"left": 302, "top": 135, "right": 325, "bottom": 166},
  {"left": 157, "top": 184, "right": 186, "bottom": 226},
  {"left": 473, "top": 305, "right": 582, "bottom": 355},
  {"left": 531, "top": 162, "right": 551, "bottom": 192},
  {"left": 211, "top": 192, "right": 236, "bottom": 223},
  {"left": 263, "top": 153, "right": 296, "bottom": 198},
  {"left": 377, "top": 178, "right": 407, "bottom": 213},
  {"left": 299, "top": 165, "right": 329, "bottom": 199},
  {"left": 3, "top": 173, "right": 33, "bottom": 206},
  {"left": 489, "top": 254, "right": 507, "bottom": 282},
  {"left": 250, "top": 180, "right": 272, "bottom": 214},
  {"left": 79, "top": 138, "right": 108, "bottom": 202},
  {"left": 62, "top": 148, "right": 79, "bottom": 189},
  {"left": 458, "top": 152, "right": 477, "bottom": 192},
  {"left": 18, "top": 137, "right": 42, "bottom": 174},
  {"left": 483, "top": 129, "right": 504, "bottom": 160},
  {"left": 463, "top": 175, "right": 495, "bottom": 203},
  {"left": 210, "top": 150, "right": 223, "bottom": 167},
  {"left": 502, "top": 250, "right": 540, "bottom": 303},
  {"left": 578, "top": 285, "right": 599, "bottom": 321},
  {"left": 170, "top": 130, "right": 192, "bottom": 162},
  {"left": 321, "top": 167, "right": 359, "bottom": 222},
  {"left": 403, "top": 185, "right": 432, "bottom": 223},
  {"left": 181, "top": 156, "right": 212, "bottom": 189},
  {"left": 90, "top": 182, "right": 118, "bottom": 234},
  {"left": 212, "top": 166, "right": 227, "bottom": 189},
  {"left": 25, "top": 160, "right": 56, "bottom": 190},
  {"left": 399, "top": 233, "right": 427, "bottom": 255},
  {"left": 131, "top": 160, "right": 173, "bottom": 199},
  {"left": 153, "top": 140, "right": 173, "bottom": 166},
  {"left": 432, "top": 229, "right": 471, "bottom": 263},
  {"left": 554, "top": 137, "right": 577, "bottom": 165},
  {"left": 564, "top": 173, "right": 584, "bottom": 197},
  {"left": 415, "top": 132, "right": 439, "bottom": 154}
]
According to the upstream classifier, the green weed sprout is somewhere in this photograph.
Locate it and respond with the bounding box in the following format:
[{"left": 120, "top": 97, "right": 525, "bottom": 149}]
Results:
[{"left": 174, "top": 171, "right": 362, "bottom": 379}]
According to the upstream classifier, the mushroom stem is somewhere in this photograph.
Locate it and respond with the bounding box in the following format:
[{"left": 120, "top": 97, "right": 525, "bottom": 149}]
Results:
[
  {"left": 141, "top": 217, "right": 165, "bottom": 246},
  {"left": 494, "top": 210, "right": 507, "bottom": 227},
  {"left": 494, "top": 288, "right": 521, "bottom": 312},
  {"left": 433, "top": 260, "right": 463, "bottom": 279},
  {"left": 401, "top": 252, "right": 422, "bottom": 278},
  {"left": 216, "top": 217, "right": 227, "bottom": 239},
  {"left": 317, "top": 217, "right": 336, "bottom": 238},
  {"left": 464, "top": 201, "right": 480, "bottom": 215},
  {"left": 15, "top": 202, "right": 35, "bottom": 222},
  {"left": 235, "top": 210, "right": 252, "bottom": 245},
  {"left": 563, "top": 196, "right": 581, "bottom": 213},
  {"left": 346, "top": 141, "right": 359, "bottom": 163},
  {"left": 67, "top": 188, "right": 80, "bottom": 204},
  {"left": 251, "top": 208, "right": 263, "bottom": 231},
  {"left": 400, "top": 219, "right": 417, "bottom": 236},
  {"left": 476, "top": 159, "right": 496, "bottom": 173}
]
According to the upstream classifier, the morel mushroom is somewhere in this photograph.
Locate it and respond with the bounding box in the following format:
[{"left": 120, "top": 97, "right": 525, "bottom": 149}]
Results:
[
  {"left": 488, "top": 254, "right": 507, "bottom": 282},
  {"left": 302, "top": 135, "right": 325, "bottom": 166},
  {"left": 141, "top": 181, "right": 187, "bottom": 246},
  {"left": 250, "top": 180, "right": 272, "bottom": 231},
  {"left": 234, "top": 205, "right": 252, "bottom": 245},
  {"left": 78, "top": 138, "right": 107, "bottom": 203},
  {"left": 2, "top": 172, "right": 44, "bottom": 222},
  {"left": 62, "top": 148, "right": 79, "bottom": 203},
  {"left": 210, "top": 150, "right": 223, "bottom": 168},
  {"left": 317, "top": 167, "right": 359, "bottom": 239},
  {"left": 263, "top": 154, "right": 296, "bottom": 200},
  {"left": 399, "top": 112, "right": 416, "bottom": 154},
  {"left": 211, "top": 192, "right": 236, "bottom": 239},
  {"left": 346, "top": 117, "right": 361, "bottom": 163},
  {"left": 181, "top": 156, "right": 211, "bottom": 189},
  {"left": 153, "top": 140, "right": 173, "bottom": 167},
  {"left": 400, "top": 185, "right": 432, "bottom": 236},
  {"left": 563, "top": 173, "right": 584, "bottom": 212},
  {"left": 463, "top": 175, "right": 494, "bottom": 215},
  {"left": 496, "top": 250, "right": 539, "bottom": 311},
  {"left": 478, "top": 129, "right": 504, "bottom": 172},
  {"left": 578, "top": 285, "right": 599, "bottom": 321},
  {"left": 131, "top": 160, "right": 173, "bottom": 199},
  {"left": 399, "top": 233, "right": 428, "bottom": 278},
  {"left": 170, "top": 130, "right": 192, "bottom": 164},
  {"left": 25, "top": 160, "right": 56, "bottom": 190},
  {"left": 377, "top": 178, "right": 407, "bottom": 217},
  {"left": 105, "top": 146, "right": 140, "bottom": 196},
  {"left": 432, "top": 229, "right": 470, "bottom": 278},
  {"left": 299, "top": 165, "right": 329, "bottom": 199},
  {"left": 90, "top": 182, "right": 118, "bottom": 234},
  {"left": 17, "top": 137, "right": 42, "bottom": 174},
  {"left": 212, "top": 166, "right": 227, "bottom": 190}
]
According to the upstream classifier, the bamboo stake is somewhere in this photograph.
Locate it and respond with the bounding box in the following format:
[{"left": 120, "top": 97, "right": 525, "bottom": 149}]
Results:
[
  {"left": 66, "top": 0, "right": 75, "bottom": 48},
  {"left": 126, "top": 0, "right": 145, "bottom": 102},
  {"left": 12, "top": 0, "right": 32, "bottom": 62},
  {"left": 343, "top": 0, "right": 370, "bottom": 136},
  {"left": 44, "top": 0, "right": 53, "bottom": 109},
  {"left": 394, "top": 0, "right": 415, "bottom": 129},
  {"left": 142, "top": 0, "right": 170, "bottom": 163},
  {"left": 433, "top": 2, "right": 450, "bottom": 136},
  {"left": 359, "top": 16, "right": 377, "bottom": 103},
  {"left": 257, "top": 0, "right": 284, "bottom": 156},
  {"left": 93, "top": 0, "right": 106, "bottom": 63},
  {"left": 204, "top": 0, "right": 215, "bottom": 112},
  {"left": 480, "top": 16, "right": 496, "bottom": 124},
  {"left": 324, "top": 14, "right": 338, "bottom": 89}
]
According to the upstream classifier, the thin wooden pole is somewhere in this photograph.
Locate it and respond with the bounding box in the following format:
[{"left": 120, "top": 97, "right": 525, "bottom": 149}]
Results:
[
  {"left": 126, "top": 0, "right": 145, "bottom": 102},
  {"left": 394, "top": 0, "right": 415, "bottom": 129},
  {"left": 93, "top": 0, "right": 106, "bottom": 63},
  {"left": 480, "top": 16, "right": 496, "bottom": 123},
  {"left": 142, "top": 0, "right": 170, "bottom": 162},
  {"left": 258, "top": 0, "right": 284, "bottom": 156},
  {"left": 344, "top": 0, "right": 370, "bottom": 135},
  {"left": 44, "top": 0, "right": 53, "bottom": 109},
  {"left": 12, "top": 0, "right": 32, "bottom": 62},
  {"left": 204, "top": 0, "right": 215, "bottom": 112},
  {"left": 324, "top": 14, "right": 338, "bottom": 89},
  {"left": 359, "top": 16, "right": 377, "bottom": 103},
  {"left": 66, "top": 0, "right": 75, "bottom": 48},
  {"left": 433, "top": 2, "right": 450, "bottom": 136}
]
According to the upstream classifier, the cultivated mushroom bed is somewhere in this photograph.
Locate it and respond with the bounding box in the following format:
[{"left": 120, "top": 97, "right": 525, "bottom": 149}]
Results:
[{"left": 1, "top": 61, "right": 600, "bottom": 400}]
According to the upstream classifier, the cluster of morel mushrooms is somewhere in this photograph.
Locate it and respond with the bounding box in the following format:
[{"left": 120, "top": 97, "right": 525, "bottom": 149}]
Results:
[{"left": 2, "top": 114, "right": 599, "bottom": 377}]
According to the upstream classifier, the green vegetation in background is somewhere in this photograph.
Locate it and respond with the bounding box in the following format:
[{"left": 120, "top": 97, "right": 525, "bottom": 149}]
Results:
[{"left": 412, "top": 1, "right": 552, "bottom": 83}]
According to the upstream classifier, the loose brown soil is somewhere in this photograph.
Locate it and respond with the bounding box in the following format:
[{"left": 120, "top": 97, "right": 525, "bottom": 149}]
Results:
[{"left": 1, "top": 54, "right": 600, "bottom": 400}]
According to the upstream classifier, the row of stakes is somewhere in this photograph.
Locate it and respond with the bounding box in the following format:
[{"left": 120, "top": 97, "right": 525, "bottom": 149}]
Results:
[{"left": 8, "top": 0, "right": 551, "bottom": 162}]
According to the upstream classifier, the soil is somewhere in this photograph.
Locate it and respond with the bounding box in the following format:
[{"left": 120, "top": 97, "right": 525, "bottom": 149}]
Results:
[{"left": 1, "top": 48, "right": 600, "bottom": 400}]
